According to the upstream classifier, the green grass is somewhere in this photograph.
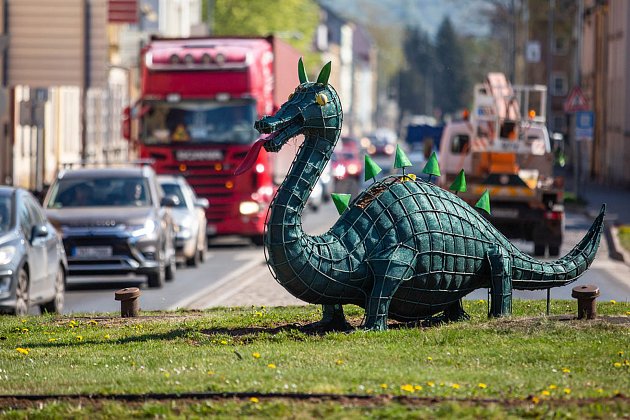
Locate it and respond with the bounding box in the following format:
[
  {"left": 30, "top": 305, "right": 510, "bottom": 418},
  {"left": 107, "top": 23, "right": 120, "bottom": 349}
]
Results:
[
  {"left": 618, "top": 225, "right": 630, "bottom": 254},
  {"left": 1, "top": 301, "right": 629, "bottom": 418}
]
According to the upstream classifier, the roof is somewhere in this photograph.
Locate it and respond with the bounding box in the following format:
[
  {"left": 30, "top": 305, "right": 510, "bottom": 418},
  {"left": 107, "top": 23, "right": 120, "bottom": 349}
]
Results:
[{"left": 58, "top": 166, "right": 154, "bottom": 179}]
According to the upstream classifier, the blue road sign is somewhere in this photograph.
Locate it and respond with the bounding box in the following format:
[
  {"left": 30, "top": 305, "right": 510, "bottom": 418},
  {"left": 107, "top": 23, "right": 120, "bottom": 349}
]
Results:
[{"left": 575, "top": 111, "right": 594, "bottom": 140}]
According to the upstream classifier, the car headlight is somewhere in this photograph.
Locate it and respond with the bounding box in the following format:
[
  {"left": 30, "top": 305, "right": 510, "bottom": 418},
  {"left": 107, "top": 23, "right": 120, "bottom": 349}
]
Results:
[
  {"left": 129, "top": 219, "right": 157, "bottom": 238},
  {"left": 0, "top": 245, "right": 16, "bottom": 265},
  {"left": 239, "top": 201, "right": 260, "bottom": 215}
]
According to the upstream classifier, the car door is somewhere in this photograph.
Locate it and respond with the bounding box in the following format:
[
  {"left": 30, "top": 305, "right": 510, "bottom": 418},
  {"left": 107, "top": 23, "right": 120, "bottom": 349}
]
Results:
[
  {"left": 27, "top": 195, "right": 59, "bottom": 289},
  {"left": 17, "top": 193, "right": 47, "bottom": 299}
]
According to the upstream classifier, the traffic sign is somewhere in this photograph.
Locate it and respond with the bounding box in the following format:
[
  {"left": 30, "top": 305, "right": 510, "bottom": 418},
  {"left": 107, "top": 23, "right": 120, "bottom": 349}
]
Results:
[
  {"left": 575, "top": 111, "right": 594, "bottom": 141},
  {"left": 564, "top": 86, "right": 589, "bottom": 113}
]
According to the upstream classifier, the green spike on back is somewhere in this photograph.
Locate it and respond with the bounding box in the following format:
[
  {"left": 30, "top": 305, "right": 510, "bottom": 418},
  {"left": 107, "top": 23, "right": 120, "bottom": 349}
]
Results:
[
  {"left": 422, "top": 152, "right": 441, "bottom": 177},
  {"left": 331, "top": 193, "right": 351, "bottom": 215},
  {"left": 394, "top": 145, "right": 412, "bottom": 169},
  {"left": 364, "top": 155, "right": 382, "bottom": 182},
  {"left": 317, "top": 62, "right": 332, "bottom": 85},
  {"left": 298, "top": 57, "right": 309, "bottom": 84},
  {"left": 475, "top": 189, "right": 491, "bottom": 214},
  {"left": 449, "top": 169, "right": 467, "bottom": 194}
]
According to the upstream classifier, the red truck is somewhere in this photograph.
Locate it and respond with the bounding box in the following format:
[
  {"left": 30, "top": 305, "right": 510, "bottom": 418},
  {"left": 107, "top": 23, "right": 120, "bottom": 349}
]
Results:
[{"left": 125, "top": 36, "right": 300, "bottom": 245}]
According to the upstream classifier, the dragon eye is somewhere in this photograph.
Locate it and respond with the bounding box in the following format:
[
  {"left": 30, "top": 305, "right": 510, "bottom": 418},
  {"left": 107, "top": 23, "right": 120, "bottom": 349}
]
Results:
[
  {"left": 315, "top": 93, "right": 328, "bottom": 106},
  {"left": 288, "top": 93, "right": 294, "bottom": 101}
]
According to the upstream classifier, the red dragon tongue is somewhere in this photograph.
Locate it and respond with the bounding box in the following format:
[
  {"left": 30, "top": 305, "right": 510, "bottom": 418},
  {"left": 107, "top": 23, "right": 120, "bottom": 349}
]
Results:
[{"left": 234, "top": 136, "right": 268, "bottom": 175}]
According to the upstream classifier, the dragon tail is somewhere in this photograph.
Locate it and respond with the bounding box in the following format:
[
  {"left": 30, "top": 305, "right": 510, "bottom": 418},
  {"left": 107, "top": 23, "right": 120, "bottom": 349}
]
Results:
[{"left": 512, "top": 204, "right": 605, "bottom": 289}]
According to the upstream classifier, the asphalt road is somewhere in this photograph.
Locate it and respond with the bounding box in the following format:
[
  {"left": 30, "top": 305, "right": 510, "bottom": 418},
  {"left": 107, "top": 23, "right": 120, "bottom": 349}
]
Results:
[{"left": 62, "top": 180, "right": 630, "bottom": 315}]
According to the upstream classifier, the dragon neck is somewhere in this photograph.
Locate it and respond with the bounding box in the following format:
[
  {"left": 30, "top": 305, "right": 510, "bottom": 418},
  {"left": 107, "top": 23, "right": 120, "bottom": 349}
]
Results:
[{"left": 268, "top": 130, "right": 339, "bottom": 235}]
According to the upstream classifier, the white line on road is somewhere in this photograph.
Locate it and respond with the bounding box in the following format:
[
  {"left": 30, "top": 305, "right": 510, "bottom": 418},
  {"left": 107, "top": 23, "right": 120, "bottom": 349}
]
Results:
[{"left": 167, "top": 254, "right": 266, "bottom": 310}]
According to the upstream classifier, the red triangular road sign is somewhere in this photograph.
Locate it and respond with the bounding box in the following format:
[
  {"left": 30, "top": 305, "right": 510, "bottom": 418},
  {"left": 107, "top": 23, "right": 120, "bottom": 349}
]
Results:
[{"left": 564, "top": 86, "right": 589, "bottom": 113}]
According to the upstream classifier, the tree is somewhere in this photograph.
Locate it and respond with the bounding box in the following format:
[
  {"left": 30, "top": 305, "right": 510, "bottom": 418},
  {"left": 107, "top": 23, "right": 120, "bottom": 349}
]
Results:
[
  {"left": 433, "top": 17, "right": 469, "bottom": 116},
  {"left": 397, "top": 26, "right": 435, "bottom": 117},
  {"left": 203, "top": 0, "right": 320, "bottom": 61}
]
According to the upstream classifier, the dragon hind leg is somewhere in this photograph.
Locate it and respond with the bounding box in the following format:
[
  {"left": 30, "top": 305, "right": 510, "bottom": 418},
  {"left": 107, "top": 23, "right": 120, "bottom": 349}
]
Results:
[
  {"left": 487, "top": 244, "right": 513, "bottom": 317},
  {"left": 443, "top": 299, "right": 470, "bottom": 322},
  {"left": 308, "top": 304, "right": 352, "bottom": 331}
]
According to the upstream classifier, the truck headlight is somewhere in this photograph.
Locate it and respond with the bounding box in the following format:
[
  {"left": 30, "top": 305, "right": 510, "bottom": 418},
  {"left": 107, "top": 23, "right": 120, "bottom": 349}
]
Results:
[
  {"left": 0, "top": 246, "right": 16, "bottom": 265},
  {"left": 239, "top": 201, "right": 260, "bottom": 215}
]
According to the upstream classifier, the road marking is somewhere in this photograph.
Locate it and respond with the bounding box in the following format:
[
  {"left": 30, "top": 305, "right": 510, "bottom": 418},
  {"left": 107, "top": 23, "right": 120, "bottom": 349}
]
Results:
[
  {"left": 190, "top": 265, "right": 273, "bottom": 308},
  {"left": 167, "top": 254, "right": 266, "bottom": 310}
]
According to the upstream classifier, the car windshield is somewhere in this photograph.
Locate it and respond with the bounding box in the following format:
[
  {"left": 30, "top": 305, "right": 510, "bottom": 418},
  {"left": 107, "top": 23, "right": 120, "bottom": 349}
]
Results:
[
  {"left": 0, "top": 195, "right": 12, "bottom": 233},
  {"left": 47, "top": 177, "right": 152, "bottom": 208},
  {"left": 159, "top": 183, "right": 187, "bottom": 208},
  {"left": 140, "top": 99, "right": 258, "bottom": 145}
]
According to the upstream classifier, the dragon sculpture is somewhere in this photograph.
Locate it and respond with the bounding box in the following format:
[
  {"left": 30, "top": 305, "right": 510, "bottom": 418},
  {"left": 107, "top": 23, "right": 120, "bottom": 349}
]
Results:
[{"left": 236, "top": 60, "right": 605, "bottom": 331}]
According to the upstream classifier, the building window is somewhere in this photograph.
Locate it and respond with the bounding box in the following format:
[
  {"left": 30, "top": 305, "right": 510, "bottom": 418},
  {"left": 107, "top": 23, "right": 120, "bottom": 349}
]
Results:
[
  {"left": 553, "top": 36, "right": 568, "bottom": 55},
  {"left": 552, "top": 115, "right": 566, "bottom": 133},
  {"left": 551, "top": 72, "right": 568, "bottom": 96}
]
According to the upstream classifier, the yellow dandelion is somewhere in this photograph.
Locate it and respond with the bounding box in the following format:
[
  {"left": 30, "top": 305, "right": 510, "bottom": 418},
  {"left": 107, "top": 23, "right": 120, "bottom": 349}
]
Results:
[
  {"left": 610, "top": 300, "right": 616, "bottom": 304},
  {"left": 220, "top": 340, "right": 228, "bottom": 345},
  {"left": 532, "top": 396, "right": 540, "bottom": 404},
  {"left": 336, "top": 359, "right": 344, "bottom": 366},
  {"left": 267, "top": 363, "right": 276, "bottom": 369},
  {"left": 626, "top": 311, "right": 630, "bottom": 315},
  {"left": 562, "top": 367, "right": 570, "bottom": 373},
  {"left": 597, "top": 388, "right": 604, "bottom": 393},
  {"left": 21, "top": 319, "right": 26, "bottom": 323},
  {"left": 400, "top": 384, "right": 414, "bottom": 393},
  {"left": 564, "top": 388, "right": 571, "bottom": 394},
  {"left": 541, "top": 390, "right": 550, "bottom": 396},
  {"left": 21, "top": 328, "right": 29, "bottom": 333},
  {"left": 619, "top": 351, "right": 625, "bottom": 356},
  {"left": 414, "top": 385, "right": 423, "bottom": 391},
  {"left": 48, "top": 338, "right": 57, "bottom": 342},
  {"left": 250, "top": 397, "right": 259, "bottom": 403},
  {"left": 426, "top": 381, "right": 435, "bottom": 387},
  {"left": 451, "top": 383, "right": 460, "bottom": 389},
  {"left": 88, "top": 320, "right": 98, "bottom": 325},
  {"left": 16, "top": 347, "right": 29, "bottom": 355},
  {"left": 104, "top": 334, "right": 110, "bottom": 339},
  {"left": 624, "top": 360, "right": 630, "bottom": 366},
  {"left": 164, "top": 372, "right": 170, "bottom": 378},
  {"left": 613, "top": 362, "right": 622, "bottom": 368},
  {"left": 477, "top": 299, "right": 485, "bottom": 304},
  {"left": 477, "top": 383, "right": 487, "bottom": 389},
  {"left": 76, "top": 335, "right": 83, "bottom": 341},
  {"left": 380, "top": 384, "right": 388, "bottom": 389},
  {"left": 426, "top": 356, "right": 433, "bottom": 361},
  {"left": 548, "top": 384, "right": 557, "bottom": 390},
  {"left": 252, "top": 352, "right": 261, "bottom": 359},
  {"left": 207, "top": 371, "right": 215, "bottom": 375}
]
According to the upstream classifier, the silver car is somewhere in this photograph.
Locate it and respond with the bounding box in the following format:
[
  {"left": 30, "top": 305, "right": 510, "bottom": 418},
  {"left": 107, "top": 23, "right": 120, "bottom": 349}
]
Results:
[
  {"left": 0, "top": 186, "right": 67, "bottom": 315},
  {"left": 157, "top": 175, "right": 208, "bottom": 267}
]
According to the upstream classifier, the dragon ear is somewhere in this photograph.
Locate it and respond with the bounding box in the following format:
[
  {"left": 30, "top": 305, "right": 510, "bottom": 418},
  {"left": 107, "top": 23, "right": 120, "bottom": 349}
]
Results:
[
  {"left": 298, "top": 57, "right": 309, "bottom": 84},
  {"left": 316, "top": 61, "right": 332, "bottom": 85}
]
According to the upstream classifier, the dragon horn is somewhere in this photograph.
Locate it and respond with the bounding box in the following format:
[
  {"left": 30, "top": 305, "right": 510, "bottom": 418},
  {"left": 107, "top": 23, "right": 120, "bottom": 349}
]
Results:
[
  {"left": 317, "top": 62, "right": 332, "bottom": 85},
  {"left": 298, "top": 57, "right": 308, "bottom": 84}
]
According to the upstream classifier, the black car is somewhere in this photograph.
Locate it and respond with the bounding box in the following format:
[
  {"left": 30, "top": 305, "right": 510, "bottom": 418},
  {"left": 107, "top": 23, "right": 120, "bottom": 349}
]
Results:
[
  {"left": 44, "top": 166, "right": 177, "bottom": 288},
  {"left": 0, "top": 186, "right": 67, "bottom": 315}
]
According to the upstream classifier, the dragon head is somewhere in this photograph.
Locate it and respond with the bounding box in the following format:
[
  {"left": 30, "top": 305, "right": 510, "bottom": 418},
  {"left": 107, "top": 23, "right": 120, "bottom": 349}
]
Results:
[{"left": 235, "top": 59, "right": 341, "bottom": 175}]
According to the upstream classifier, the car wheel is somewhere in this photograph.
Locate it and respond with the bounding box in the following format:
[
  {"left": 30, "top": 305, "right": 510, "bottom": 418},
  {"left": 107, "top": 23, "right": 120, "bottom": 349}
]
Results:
[
  {"left": 198, "top": 235, "right": 207, "bottom": 263},
  {"left": 165, "top": 253, "right": 176, "bottom": 281},
  {"left": 12, "top": 268, "right": 30, "bottom": 316},
  {"left": 186, "top": 251, "right": 199, "bottom": 267},
  {"left": 147, "top": 258, "right": 165, "bottom": 288},
  {"left": 40, "top": 265, "right": 65, "bottom": 314}
]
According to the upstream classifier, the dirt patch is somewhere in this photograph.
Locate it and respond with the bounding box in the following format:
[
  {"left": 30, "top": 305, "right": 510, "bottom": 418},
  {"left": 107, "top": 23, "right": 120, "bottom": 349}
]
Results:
[{"left": 51, "top": 311, "right": 208, "bottom": 327}]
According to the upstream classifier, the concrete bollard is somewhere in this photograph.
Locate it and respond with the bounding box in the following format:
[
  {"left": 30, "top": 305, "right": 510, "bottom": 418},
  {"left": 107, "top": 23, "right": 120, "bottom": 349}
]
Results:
[
  {"left": 571, "top": 285, "right": 600, "bottom": 320},
  {"left": 114, "top": 287, "right": 141, "bottom": 317}
]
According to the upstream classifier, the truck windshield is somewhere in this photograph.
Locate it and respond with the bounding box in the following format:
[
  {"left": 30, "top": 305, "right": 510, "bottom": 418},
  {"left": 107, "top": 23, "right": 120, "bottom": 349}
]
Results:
[{"left": 140, "top": 99, "right": 258, "bottom": 145}]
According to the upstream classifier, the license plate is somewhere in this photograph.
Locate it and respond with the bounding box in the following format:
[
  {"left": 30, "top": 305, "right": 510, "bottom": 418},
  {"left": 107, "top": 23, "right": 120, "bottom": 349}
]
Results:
[
  {"left": 176, "top": 150, "right": 223, "bottom": 161},
  {"left": 492, "top": 208, "right": 519, "bottom": 218},
  {"left": 73, "top": 246, "right": 113, "bottom": 258}
]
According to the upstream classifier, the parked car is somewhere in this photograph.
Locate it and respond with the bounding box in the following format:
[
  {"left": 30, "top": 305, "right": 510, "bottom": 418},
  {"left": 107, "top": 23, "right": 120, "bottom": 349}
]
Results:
[
  {"left": 366, "top": 128, "right": 398, "bottom": 156},
  {"left": 44, "top": 165, "right": 177, "bottom": 288},
  {"left": 157, "top": 175, "right": 208, "bottom": 267},
  {"left": 0, "top": 186, "right": 67, "bottom": 315}
]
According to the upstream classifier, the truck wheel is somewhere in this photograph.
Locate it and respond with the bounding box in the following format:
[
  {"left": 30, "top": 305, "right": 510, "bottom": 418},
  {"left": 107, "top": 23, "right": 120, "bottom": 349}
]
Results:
[
  {"left": 548, "top": 245, "right": 560, "bottom": 257},
  {"left": 533, "top": 244, "right": 546, "bottom": 257},
  {"left": 40, "top": 265, "right": 65, "bottom": 314}
]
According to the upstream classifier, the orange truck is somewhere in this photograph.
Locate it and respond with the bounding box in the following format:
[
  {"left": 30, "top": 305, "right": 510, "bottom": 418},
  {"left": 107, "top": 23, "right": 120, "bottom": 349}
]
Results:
[{"left": 438, "top": 73, "right": 564, "bottom": 256}]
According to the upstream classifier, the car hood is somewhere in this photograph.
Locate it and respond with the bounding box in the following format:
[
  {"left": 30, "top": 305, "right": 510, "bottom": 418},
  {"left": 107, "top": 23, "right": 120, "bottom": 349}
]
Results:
[
  {"left": 169, "top": 208, "right": 195, "bottom": 224},
  {"left": 46, "top": 207, "right": 158, "bottom": 228}
]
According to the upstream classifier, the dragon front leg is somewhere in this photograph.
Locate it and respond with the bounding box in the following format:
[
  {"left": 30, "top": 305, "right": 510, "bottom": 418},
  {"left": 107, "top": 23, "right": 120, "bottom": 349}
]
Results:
[
  {"left": 487, "top": 244, "right": 513, "bottom": 317},
  {"left": 364, "top": 249, "right": 414, "bottom": 331}
]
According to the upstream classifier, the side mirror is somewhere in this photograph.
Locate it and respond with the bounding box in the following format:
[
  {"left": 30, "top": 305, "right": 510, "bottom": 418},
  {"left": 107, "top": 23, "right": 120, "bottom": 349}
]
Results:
[
  {"left": 160, "top": 195, "right": 178, "bottom": 207},
  {"left": 31, "top": 224, "right": 49, "bottom": 239},
  {"left": 194, "top": 198, "right": 209, "bottom": 209}
]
